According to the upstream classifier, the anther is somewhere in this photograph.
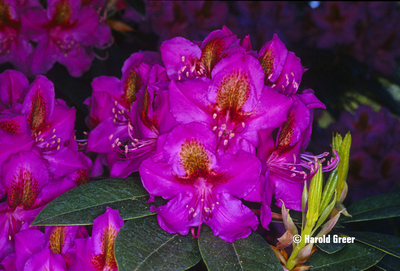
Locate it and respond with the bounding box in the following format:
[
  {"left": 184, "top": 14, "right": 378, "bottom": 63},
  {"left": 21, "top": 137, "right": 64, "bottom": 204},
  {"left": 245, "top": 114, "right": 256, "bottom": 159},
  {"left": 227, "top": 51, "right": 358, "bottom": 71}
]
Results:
[
  {"left": 267, "top": 73, "right": 273, "bottom": 80},
  {"left": 224, "top": 139, "right": 228, "bottom": 146},
  {"left": 212, "top": 126, "right": 217, "bottom": 131},
  {"left": 109, "top": 134, "right": 113, "bottom": 140},
  {"left": 229, "top": 133, "right": 235, "bottom": 139},
  {"left": 181, "top": 56, "right": 185, "bottom": 62},
  {"left": 213, "top": 113, "right": 217, "bottom": 119}
]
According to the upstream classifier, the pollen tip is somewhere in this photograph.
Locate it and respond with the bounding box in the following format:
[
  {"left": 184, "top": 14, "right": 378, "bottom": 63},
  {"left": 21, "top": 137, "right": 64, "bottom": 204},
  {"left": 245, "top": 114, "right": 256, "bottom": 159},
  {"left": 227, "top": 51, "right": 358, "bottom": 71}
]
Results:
[{"left": 223, "top": 139, "right": 228, "bottom": 146}]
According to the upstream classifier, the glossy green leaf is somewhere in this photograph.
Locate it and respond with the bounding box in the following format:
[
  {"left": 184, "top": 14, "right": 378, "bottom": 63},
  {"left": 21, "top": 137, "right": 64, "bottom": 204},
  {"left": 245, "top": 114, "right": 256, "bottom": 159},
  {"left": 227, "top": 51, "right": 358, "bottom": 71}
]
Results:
[
  {"left": 315, "top": 234, "right": 346, "bottom": 254},
  {"left": 114, "top": 216, "right": 201, "bottom": 271},
  {"left": 340, "top": 192, "right": 400, "bottom": 223},
  {"left": 376, "top": 254, "right": 400, "bottom": 271},
  {"left": 32, "top": 177, "right": 162, "bottom": 225},
  {"left": 340, "top": 232, "right": 400, "bottom": 258},
  {"left": 307, "top": 242, "right": 385, "bottom": 270},
  {"left": 198, "top": 225, "right": 281, "bottom": 271},
  {"left": 126, "top": 0, "right": 146, "bottom": 19}
]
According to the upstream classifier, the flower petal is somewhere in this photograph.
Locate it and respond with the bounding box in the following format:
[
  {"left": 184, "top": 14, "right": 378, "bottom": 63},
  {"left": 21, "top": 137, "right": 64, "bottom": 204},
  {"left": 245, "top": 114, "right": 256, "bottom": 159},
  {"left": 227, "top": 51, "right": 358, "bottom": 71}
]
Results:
[{"left": 206, "top": 193, "right": 258, "bottom": 242}]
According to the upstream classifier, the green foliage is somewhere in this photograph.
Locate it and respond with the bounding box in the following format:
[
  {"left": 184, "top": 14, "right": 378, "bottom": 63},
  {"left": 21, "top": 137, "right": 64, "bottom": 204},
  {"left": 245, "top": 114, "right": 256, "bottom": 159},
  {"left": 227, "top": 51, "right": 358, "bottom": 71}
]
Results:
[
  {"left": 198, "top": 225, "right": 281, "bottom": 271},
  {"left": 307, "top": 242, "right": 385, "bottom": 270},
  {"left": 32, "top": 177, "right": 164, "bottom": 225},
  {"left": 376, "top": 254, "right": 400, "bottom": 271},
  {"left": 115, "top": 216, "right": 201, "bottom": 271},
  {"left": 339, "top": 192, "right": 400, "bottom": 223},
  {"left": 340, "top": 232, "right": 400, "bottom": 258},
  {"left": 316, "top": 234, "right": 346, "bottom": 254}
]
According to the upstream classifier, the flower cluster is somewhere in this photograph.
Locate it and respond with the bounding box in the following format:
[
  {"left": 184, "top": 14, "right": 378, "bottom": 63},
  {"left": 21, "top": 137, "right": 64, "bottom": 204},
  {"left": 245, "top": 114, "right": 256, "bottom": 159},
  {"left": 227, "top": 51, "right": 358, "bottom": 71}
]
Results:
[
  {"left": 303, "top": 1, "right": 400, "bottom": 74},
  {"left": 0, "top": 0, "right": 112, "bottom": 77},
  {"left": 0, "top": 70, "right": 93, "bottom": 266},
  {"left": 1, "top": 207, "right": 123, "bottom": 271},
  {"left": 86, "top": 26, "right": 337, "bottom": 242},
  {"left": 123, "top": 1, "right": 400, "bottom": 75}
]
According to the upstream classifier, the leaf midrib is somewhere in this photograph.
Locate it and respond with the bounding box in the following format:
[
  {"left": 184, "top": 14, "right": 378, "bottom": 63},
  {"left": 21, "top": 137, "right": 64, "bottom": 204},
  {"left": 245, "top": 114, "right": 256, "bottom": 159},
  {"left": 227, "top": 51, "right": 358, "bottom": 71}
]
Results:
[
  {"left": 34, "top": 194, "right": 147, "bottom": 224},
  {"left": 134, "top": 234, "right": 178, "bottom": 271}
]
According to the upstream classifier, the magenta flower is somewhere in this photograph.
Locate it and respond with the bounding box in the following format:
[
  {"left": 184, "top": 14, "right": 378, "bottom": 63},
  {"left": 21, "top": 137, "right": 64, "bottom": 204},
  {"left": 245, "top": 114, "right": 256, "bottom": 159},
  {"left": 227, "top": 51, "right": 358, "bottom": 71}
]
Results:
[
  {"left": 86, "top": 52, "right": 168, "bottom": 176},
  {"left": 140, "top": 122, "right": 261, "bottom": 242},
  {"left": 110, "top": 67, "right": 178, "bottom": 178},
  {"left": 257, "top": 91, "right": 336, "bottom": 227},
  {"left": 0, "top": 70, "right": 29, "bottom": 112},
  {"left": 0, "top": 151, "right": 49, "bottom": 261},
  {"left": 0, "top": 226, "right": 87, "bottom": 271},
  {"left": 258, "top": 34, "right": 306, "bottom": 96},
  {"left": 169, "top": 52, "right": 292, "bottom": 153},
  {"left": 21, "top": 0, "right": 112, "bottom": 76},
  {"left": 0, "top": 0, "right": 35, "bottom": 75},
  {"left": 160, "top": 26, "right": 242, "bottom": 81},
  {"left": 69, "top": 207, "right": 123, "bottom": 271}
]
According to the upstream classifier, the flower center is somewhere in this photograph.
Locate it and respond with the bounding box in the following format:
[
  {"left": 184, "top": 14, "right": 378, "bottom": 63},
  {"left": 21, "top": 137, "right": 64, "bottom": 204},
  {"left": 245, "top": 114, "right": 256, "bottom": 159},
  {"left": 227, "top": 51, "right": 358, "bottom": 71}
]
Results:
[
  {"left": 49, "top": 226, "right": 66, "bottom": 254},
  {"left": 122, "top": 67, "right": 143, "bottom": 108},
  {"left": 180, "top": 139, "right": 210, "bottom": 178},
  {"left": 200, "top": 38, "right": 226, "bottom": 77},
  {"left": 8, "top": 169, "right": 39, "bottom": 209},
  {"left": 91, "top": 226, "right": 118, "bottom": 270},
  {"left": 27, "top": 90, "right": 47, "bottom": 133},
  {"left": 216, "top": 69, "right": 250, "bottom": 114},
  {"left": 52, "top": 0, "right": 73, "bottom": 26},
  {"left": 258, "top": 48, "right": 274, "bottom": 85}
]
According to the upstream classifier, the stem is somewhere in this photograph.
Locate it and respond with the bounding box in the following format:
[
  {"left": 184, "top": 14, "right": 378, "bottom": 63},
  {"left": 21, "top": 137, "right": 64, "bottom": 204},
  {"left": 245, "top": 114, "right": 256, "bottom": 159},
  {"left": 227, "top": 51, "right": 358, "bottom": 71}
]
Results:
[{"left": 286, "top": 228, "right": 312, "bottom": 270}]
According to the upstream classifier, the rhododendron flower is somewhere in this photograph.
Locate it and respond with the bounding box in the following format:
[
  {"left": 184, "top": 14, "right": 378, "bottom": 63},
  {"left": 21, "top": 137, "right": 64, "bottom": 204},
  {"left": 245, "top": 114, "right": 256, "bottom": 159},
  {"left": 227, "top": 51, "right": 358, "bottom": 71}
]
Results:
[
  {"left": 140, "top": 122, "right": 261, "bottom": 242},
  {"left": 86, "top": 52, "right": 160, "bottom": 153},
  {"left": 169, "top": 52, "right": 292, "bottom": 153},
  {"left": 69, "top": 207, "right": 123, "bottom": 271},
  {"left": 0, "top": 70, "right": 29, "bottom": 112},
  {"left": 110, "top": 66, "right": 178, "bottom": 178},
  {"left": 257, "top": 91, "right": 337, "bottom": 228},
  {"left": 0, "top": 0, "right": 36, "bottom": 75},
  {"left": 21, "top": 0, "right": 112, "bottom": 76},
  {"left": 160, "top": 26, "right": 242, "bottom": 81},
  {"left": 0, "top": 151, "right": 49, "bottom": 261},
  {"left": 257, "top": 34, "right": 306, "bottom": 96},
  {"left": 0, "top": 226, "right": 87, "bottom": 271}
]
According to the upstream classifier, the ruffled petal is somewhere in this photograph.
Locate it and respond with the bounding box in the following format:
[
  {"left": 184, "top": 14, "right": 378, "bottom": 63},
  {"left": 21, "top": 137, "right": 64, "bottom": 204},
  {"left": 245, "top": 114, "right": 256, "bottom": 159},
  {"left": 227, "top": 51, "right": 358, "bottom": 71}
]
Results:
[
  {"left": 206, "top": 193, "right": 258, "bottom": 242},
  {"left": 152, "top": 192, "right": 199, "bottom": 236}
]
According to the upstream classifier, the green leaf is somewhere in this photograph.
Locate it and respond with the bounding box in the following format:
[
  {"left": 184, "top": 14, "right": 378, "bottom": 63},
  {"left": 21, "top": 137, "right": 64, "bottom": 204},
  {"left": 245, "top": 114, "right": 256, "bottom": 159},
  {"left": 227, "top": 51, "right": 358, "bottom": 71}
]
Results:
[
  {"left": 126, "top": 0, "right": 146, "bottom": 19},
  {"left": 114, "top": 216, "right": 201, "bottom": 271},
  {"left": 340, "top": 232, "right": 400, "bottom": 258},
  {"left": 315, "top": 234, "right": 346, "bottom": 254},
  {"left": 32, "top": 177, "right": 162, "bottom": 225},
  {"left": 307, "top": 242, "right": 385, "bottom": 270},
  {"left": 340, "top": 192, "right": 400, "bottom": 223},
  {"left": 376, "top": 254, "right": 400, "bottom": 271},
  {"left": 198, "top": 225, "right": 281, "bottom": 271}
]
